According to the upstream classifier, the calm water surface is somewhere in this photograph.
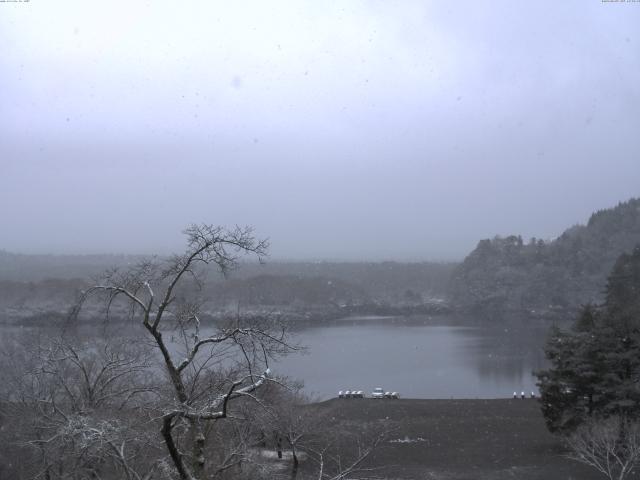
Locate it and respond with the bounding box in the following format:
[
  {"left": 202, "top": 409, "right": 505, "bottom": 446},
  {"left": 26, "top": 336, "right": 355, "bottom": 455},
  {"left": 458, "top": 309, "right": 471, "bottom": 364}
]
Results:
[
  {"left": 275, "top": 317, "right": 548, "bottom": 400},
  {"left": 2, "top": 315, "right": 549, "bottom": 400}
]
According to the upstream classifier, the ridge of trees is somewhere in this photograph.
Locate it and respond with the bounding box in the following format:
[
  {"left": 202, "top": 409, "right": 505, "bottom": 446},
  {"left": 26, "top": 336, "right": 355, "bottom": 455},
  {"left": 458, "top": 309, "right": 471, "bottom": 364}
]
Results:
[{"left": 450, "top": 198, "right": 640, "bottom": 318}]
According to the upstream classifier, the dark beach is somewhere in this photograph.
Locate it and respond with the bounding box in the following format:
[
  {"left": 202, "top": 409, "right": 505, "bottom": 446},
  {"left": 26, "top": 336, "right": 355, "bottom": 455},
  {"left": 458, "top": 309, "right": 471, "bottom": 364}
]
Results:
[{"left": 309, "top": 398, "right": 602, "bottom": 480}]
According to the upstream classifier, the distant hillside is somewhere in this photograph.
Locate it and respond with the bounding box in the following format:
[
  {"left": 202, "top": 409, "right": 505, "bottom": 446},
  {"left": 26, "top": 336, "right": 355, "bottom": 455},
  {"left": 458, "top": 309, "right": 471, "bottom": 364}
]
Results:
[
  {"left": 205, "top": 274, "right": 370, "bottom": 308},
  {"left": 0, "top": 252, "right": 455, "bottom": 322},
  {"left": 450, "top": 198, "right": 640, "bottom": 318},
  {"left": 0, "top": 251, "right": 455, "bottom": 300},
  {"left": 217, "top": 261, "right": 456, "bottom": 304}
]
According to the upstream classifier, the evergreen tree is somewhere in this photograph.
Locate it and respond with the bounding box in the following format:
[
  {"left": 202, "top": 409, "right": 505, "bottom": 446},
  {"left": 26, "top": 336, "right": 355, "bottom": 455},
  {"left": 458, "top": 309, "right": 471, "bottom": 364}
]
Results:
[
  {"left": 605, "top": 245, "right": 640, "bottom": 328},
  {"left": 536, "top": 248, "right": 640, "bottom": 433},
  {"left": 537, "top": 307, "right": 604, "bottom": 432}
]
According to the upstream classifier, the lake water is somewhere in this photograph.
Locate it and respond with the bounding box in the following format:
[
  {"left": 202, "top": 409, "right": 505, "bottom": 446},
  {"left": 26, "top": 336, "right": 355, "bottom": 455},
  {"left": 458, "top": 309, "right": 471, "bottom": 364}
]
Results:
[
  {"left": 274, "top": 316, "right": 548, "bottom": 400},
  {"left": 2, "top": 315, "right": 550, "bottom": 400}
]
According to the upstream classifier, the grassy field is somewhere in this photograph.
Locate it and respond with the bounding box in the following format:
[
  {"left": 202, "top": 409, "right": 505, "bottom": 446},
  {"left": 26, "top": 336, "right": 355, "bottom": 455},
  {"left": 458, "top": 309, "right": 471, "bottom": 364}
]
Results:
[{"left": 307, "top": 398, "right": 603, "bottom": 480}]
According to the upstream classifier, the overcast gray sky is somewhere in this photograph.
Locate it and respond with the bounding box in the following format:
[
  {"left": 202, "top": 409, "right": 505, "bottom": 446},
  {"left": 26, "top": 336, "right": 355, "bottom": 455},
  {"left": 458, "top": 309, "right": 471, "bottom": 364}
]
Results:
[{"left": 1, "top": 0, "right": 639, "bottom": 260}]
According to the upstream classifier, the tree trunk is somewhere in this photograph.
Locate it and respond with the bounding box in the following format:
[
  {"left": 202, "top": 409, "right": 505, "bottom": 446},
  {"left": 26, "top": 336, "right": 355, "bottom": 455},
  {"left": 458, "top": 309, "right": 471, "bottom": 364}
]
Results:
[
  {"left": 161, "top": 415, "right": 192, "bottom": 480},
  {"left": 290, "top": 444, "right": 299, "bottom": 480},
  {"left": 192, "top": 422, "right": 206, "bottom": 480}
]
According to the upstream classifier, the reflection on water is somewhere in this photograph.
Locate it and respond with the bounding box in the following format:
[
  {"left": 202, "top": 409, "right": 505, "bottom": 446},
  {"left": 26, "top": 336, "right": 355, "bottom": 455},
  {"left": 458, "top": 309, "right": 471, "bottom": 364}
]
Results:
[
  {"left": 1, "top": 315, "right": 550, "bottom": 400},
  {"left": 276, "top": 316, "right": 549, "bottom": 399}
]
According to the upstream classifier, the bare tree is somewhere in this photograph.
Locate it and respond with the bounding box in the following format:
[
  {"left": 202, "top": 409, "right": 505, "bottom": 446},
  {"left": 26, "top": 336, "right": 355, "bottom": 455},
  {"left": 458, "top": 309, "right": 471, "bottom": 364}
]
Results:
[
  {"left": 565, "top": 416, "right": 640, "bottom": 480},
  {"left": 250, "top": 384, "right": 388, "bottom": 480},
  {"left": 0, "top": 331, "right": 159, "bottom": 480},
  {"left": 306, "top": 427, "right": 387, "bottom": 480},
  {"left": 74, "top": 224, "right": 293, "bottom": 480},
  {"left": 255, "top": 386, "right": 323, "bottom": 479}
]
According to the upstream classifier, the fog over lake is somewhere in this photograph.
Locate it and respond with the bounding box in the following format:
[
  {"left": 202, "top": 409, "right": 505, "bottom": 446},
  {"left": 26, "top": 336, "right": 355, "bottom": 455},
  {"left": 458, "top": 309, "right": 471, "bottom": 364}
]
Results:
[
  {"left": 2, "top": 2, "right": 639, "bottom": 260},
  {"left": 2, "top": 2, "right": 639, "bottom": 478}
]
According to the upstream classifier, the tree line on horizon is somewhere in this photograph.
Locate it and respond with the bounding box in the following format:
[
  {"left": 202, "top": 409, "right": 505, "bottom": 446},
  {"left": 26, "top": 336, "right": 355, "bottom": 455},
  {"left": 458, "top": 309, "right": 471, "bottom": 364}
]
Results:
[{"left": 1, "top": 197, "right": 639, "bottom": 324}]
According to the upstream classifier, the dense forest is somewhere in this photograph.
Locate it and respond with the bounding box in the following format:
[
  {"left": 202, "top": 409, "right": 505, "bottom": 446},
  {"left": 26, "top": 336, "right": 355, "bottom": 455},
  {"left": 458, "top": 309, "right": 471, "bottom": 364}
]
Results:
[{"left": 450, "top": 198, "right": 640, "bottom": 319}]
